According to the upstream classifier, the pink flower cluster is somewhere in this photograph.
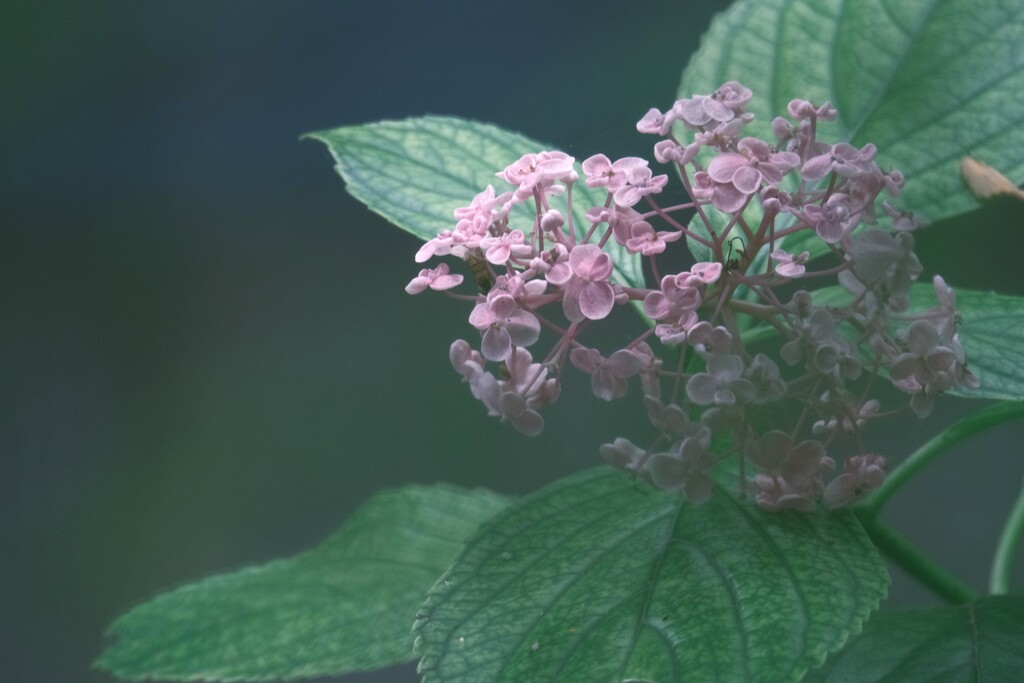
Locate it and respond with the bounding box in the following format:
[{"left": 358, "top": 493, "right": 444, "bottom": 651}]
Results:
[{"left": 408, "top": 82, "right": 978, "bottom": 511}]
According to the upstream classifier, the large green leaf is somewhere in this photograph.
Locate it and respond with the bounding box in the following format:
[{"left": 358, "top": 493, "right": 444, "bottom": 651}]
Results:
[
  {"left": 97, "top": 484, "right": 509, "bottom": 682},
  {"left": 680, "top": 0, "right": 1024, "bottom": 241},
  {"left": 414, "top": 467, "right": 888, "bottom": 683},
  {"left": 804, "top": 596, "right": 1024, "bottom": 682},
  {"left": 812, "top": 284, "right": 1024, "bottom": 401},
  {"left": 307, "top": 116, "right": 645, "bottom": 289}
]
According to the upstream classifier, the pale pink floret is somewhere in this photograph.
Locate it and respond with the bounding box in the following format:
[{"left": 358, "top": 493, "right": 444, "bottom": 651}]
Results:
[
  {"left": 708, "top": 138, "right": 800, "bottom": 196},
  {"left": 787, "top": 99, "right": 837, "bottom": 121},
  {"left": 692, "top": 170, "right": 748, "bottom": 213},
  {"left": 653, "top": 139, "right": 699, "bottom": 165},
  {"left": 714, "top": 81, "right": 753, "bottom": 113},
  {"left": 636, "top": 107, "right": 675, "bottom": 135},
  {"left": 801, "top": 142, "right": 877, "bottom": 182},
  {"left": 453, "top": 184, "right": 512, "bottom": 226},
  {"left": 687, "top": 261, "right": 723, "bottom": 285},
  {"left": 479, "top": 229, "right": 532, "bottom": 264},
  {"left": 473, "top": 347, "right": 559, "bottom": 436},
  {"left": 748, "top": 432, "right": 835, "bottom": 512},
  {"left": 498, "top": 151, "right": 576, "bottom": 199},
  {"left": 644, "top": 430, "right": 715, "bottom": 503},
  {"left": 570, "top": 347, "right": 645, "bottom": 401},
  {"left": 643, "top": 273, "right": 702, "bottom": 321},
  {"left": 625, "top": 221, "right": 682, "bottom": 256},
  {"left": 600, "top": 437, "right": 648, "bottom": 472},
  {"left": 415, "top": 230, "right": 455, "bottom": 263},
  {"left": 654, "top": 310, "right": 699, "bottom": 345},
  {"left": 803, "top": 193, "right": 853, "bottom": 243},
  {"left": 405, "top": 262, "right": 464, "bottom": 294},
  {"left": 770, "top": 249, "right": 810, "bottom": 278},
  {"left": 468, "top": 293, "right": 541, "bottom": 361},
  {"left": 673, "top": 95, "right": 735, "bottom": 128},
  {"left": 547, "top": 244, "right": 616, "bottom": 322},
  {"left": 919, "top": 275, "right": 958, "bottom": 339},
  {"left": 824, "top": 454, "right": 886, "bottom": 508},
  {"left": 612, "top": 166, "right": 668, "bottom": 208},
  {"left": 582, "top": 154, "right": 646, "bottom": 191}
]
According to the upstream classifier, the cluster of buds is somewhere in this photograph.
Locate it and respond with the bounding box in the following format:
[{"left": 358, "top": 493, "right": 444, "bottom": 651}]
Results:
[{"left": 407, "top": 82, "right": 978, "bottom": 511}]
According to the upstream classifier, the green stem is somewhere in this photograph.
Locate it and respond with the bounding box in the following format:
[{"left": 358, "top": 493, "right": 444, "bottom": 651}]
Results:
[
  {"left": 855, "top": 512, "right": 977, "bottom": 604},
  {"left": 858, "top": 400, "right": 1024, "bottom": 518},
  {"left": 990, "top": 474, "right": 1024, "bottom": 595}
]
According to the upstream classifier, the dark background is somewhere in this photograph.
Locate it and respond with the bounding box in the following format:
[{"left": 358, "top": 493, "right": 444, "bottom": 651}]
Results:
[{"left": 3, "top": 2, "right": 1022, "bottom": 682}]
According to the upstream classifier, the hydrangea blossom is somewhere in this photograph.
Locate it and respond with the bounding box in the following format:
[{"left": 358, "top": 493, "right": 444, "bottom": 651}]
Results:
[{"left": 408, "top": 83, "right": 978, "bottom": 512}]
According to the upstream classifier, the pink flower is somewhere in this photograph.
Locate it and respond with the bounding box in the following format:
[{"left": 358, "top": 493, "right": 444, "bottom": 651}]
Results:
[
  {"left": 643, "top": 273, "right": 702, "bottom": 321},
  {"left": 692, "top": 170, "right": 749, "bottom": 213},
  {"left": 824, "top": 454, "right": 886, "bottom": 508},
  {"left": 581, "top": 154, "right": 646, "bottom": 191},
  {"left": 453, "top": 185, "right": 512, "bottom": 227},
  {"left": 546, "top": 244, "right": 616, "bottom": 322},
  {"left": 479, "top": 229, "right": 532, "bottom": 264},
  {"left": 600, "top": 437, "right": 648, "bottom": 472},
  {"left": 802, "top": 193, "right": 854, "bottom": 243},
  {"left": 708, "top": 137, "right": 800, "bottom": 197},
  {"left": 636, "top": 107, "right": 675, "bottom": 135},
  {"left": 653, "top": 139, "right": 698, "bottom": 165},
  {"left": 686, "top": 354, "right": 756, "bottom": 406},
  {"left": 787, "top": 99, "right": 837, "bottom": 121},
  {"left": 569, "top": 347, "right": 645, "bottom": 401},
  {"left": 747, "top": 433, "right": 835, "bottom": 512},
  {"left": 644, "top": 430, "right": 716, "bottom": 503},
  {"left": 673, "top": 95, "right": 735, "bottom": 127},
  {"left": 473, "top": 348, "right": 559, "bottom": 436},
  {"left": 770, "top": 249, "right": 809, "bottom": 278},
  {"left": 450, "top": 339, "right": 485, "bottom": 389},
  {"left": 587, "top": 205, "right": 644, "bottom": 248},
  {"left": 405, "top": 262, "right": 464, "bottom": 294},
  {"left": 714, "top": 81, "right": 753, "bottom": 113},
  {"left": 801, "top": 142, "right": 877, "bottom": 181},
  {"left": 918, "top": 275, "right": 959, "bottom": 339},
  {"left": 612, "top": 165, "right": 668, "bottom": 207},
  {"left": 625, "top": 221, "right": 682, "bottom": 255},
  {"left": 686, "top": 262, "right": 723, "bottom": 285},
  {"left": 468, "top": 292, "right": 541, "bottom": 361},
  {"left": 498, "top": 151, "right": 577, "bottom": 199},
  {"left": 654, "top": 310, "right": 699, "bottom": 345}
]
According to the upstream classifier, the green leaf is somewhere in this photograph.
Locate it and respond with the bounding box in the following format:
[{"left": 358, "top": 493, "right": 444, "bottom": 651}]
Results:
[
  {"left": 414, "top": 467, "right": 888, "bottom": 683},
  {"left": 804, "top": 596, "right": 1024, "bottom": 682},
  {"left": 813, "top": 284, "right": 1024, "bottom": 401},
  {"left": 97, "top": 484, "right": 509, "bottom": 682},
  {"left": 307, "top": 116, "right": 645, "bottom": 289},
  {"left": 680, "top": 0, "right": 1024, "bottom": 234}
]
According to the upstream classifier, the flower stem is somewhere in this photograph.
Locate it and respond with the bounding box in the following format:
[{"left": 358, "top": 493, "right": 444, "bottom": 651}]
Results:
[
  {"left": 990, "top": 474, "right": 1024, "bottom": 595},
  {"left": 858, "top": 400, "right": 1024, "bottom": 518},
  {"left": 854, "top": 512, "right": 977, "bottom": 604}
]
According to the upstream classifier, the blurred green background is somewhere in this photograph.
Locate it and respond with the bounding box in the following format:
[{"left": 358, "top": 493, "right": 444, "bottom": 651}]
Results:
[{"left": 2, "top": 2, "right": 1022, "bottom": 681}]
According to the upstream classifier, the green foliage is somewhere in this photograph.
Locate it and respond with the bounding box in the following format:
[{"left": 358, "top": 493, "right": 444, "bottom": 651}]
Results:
[
  {"left": 415, "top": 467, "right": 888, "bottom": 683},
  {"left": 804, "top": 596, "right": 1024, "bottom": 682},
  {"left": 96, "top": 485, "right": 508, "bottom": 681},
  {"left": 680, "top": 0, "right": 1024, "bottom": 227},
  {"left": 306, "top": 117, "right": 645, "bottom": 289}
]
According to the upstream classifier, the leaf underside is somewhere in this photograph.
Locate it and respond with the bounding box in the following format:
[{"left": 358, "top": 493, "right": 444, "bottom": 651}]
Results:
[
  {"left": 415, "top": 467, "right": 889, "bottom": 683},
  {"left": 804, "top": 596, "right": 1024, "bottom": 682},
  {"left": 97, "top": 485, "right": 509, "bottom": 682}
]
